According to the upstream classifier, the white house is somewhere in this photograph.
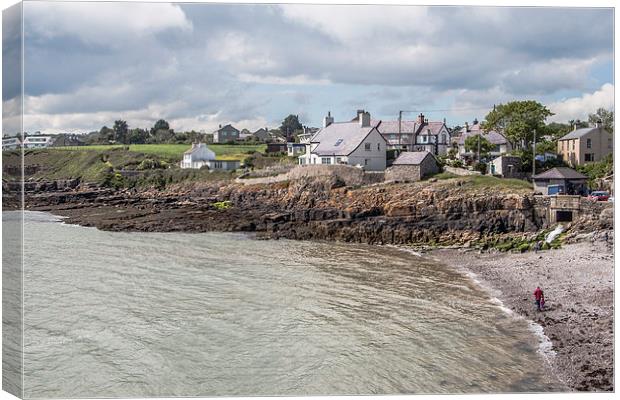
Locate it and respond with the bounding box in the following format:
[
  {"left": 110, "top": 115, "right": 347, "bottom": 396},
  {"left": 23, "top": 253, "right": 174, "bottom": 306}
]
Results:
[
  {"left": 298, "top": 111, "right": 388, "bottom": 171},
  {"left": 456, "top": 121, "right": 511, "bottom": 160},
  {"left": 180, "top": 143, "right": 240, "bottom": 171},
  {"left": 2, "top": 136, "right": 21, "bottom": 151},
  {"left": 23, "top": 135, "right": 53, "bottom": 149}
]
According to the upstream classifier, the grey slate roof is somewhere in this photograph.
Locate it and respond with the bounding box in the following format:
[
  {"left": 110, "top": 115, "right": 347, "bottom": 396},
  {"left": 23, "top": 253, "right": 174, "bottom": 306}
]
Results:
[
  {"left": 392, "top": 151, "right": 434, "bottom": 165},
  {"left": 558, "top": 127, "right": 603, "bottom": 141},
  {"left": 457, "top": 129, "right": 508, "bottom": 145},
  {"left": 532, "top": 167, "right": 588, "bottom": 180},
  {"left": 311, "top": 122, "right": 382, "bottom": 156}
]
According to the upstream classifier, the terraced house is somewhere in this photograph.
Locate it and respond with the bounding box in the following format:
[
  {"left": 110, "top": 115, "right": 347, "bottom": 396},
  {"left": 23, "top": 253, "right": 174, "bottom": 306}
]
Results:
[
  {"left": 374, "top": 113, "right": 451, "bottom": 155},
  {"left": 557, "top": 122, "right": 613, "bottom": 166}
]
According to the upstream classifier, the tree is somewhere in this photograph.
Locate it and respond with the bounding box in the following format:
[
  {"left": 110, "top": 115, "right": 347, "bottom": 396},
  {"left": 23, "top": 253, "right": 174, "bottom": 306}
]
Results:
[
  {"left": 464, "top": 134, "right": 495, "bottom": 160},
  {"left": 279, "top": 114, "right": 303, "bottom": 141},
  {"left": 128, "top": 128, "right": 149, "bottom": 144},
  {"left": 99, "top": 125, "right": 115, "bottom": 143},
  {"left": 484, "top": 101, "right": 553, "bottom": 149},
  {"left": 151, "top": 119, "right": 170, "bottom": 133},
  {"left": 588, "top": 108, "right": 614, "bottom": 133},
  {"left": 113, "top": 120, "right": 129, "bottom": 144}
]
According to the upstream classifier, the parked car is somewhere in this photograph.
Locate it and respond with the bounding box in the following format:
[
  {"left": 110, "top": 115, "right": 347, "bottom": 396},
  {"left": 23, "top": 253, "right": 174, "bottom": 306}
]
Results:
[{"left": 588, "top": 191, "right": 610, "bottom": 201}]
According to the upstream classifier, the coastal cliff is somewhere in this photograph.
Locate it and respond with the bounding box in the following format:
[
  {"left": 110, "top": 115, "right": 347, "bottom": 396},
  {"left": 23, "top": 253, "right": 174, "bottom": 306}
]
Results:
[{"left": 19, "top": 174, "right": 611, "bottom": 248}]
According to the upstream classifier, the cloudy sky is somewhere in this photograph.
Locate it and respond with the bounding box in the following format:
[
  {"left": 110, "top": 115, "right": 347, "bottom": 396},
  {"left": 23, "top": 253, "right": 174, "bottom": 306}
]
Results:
[{"left": 3, "top": 1, "right": 615, "bottom": 134}]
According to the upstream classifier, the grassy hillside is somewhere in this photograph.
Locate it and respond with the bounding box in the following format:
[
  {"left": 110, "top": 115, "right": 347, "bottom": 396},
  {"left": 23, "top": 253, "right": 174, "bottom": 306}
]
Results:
[{"left": 52, "top": 143, "right": 266, "bottom": 161}]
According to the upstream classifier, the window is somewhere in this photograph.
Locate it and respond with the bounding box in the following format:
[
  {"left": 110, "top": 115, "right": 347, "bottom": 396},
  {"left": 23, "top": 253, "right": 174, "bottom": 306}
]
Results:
[
  {"left": 585, "top": 153, "right": 594, "bottom": 162},
  {"left": 422, "top": 136, "right": 427, "bottom": 143},
  {"left": 364, "top": 159, "right": 369, "bottom": 166},
  {"left": 572, "top": 140, "right": 575, "bottom": 150},
  {"left": 334, "top": 139, "right": 344, "bottom": 146},
  {"left": 441, "top": 134, "right": 446, "bottom": 144},
  {"left": 364, "top": 143, "right": 371, "bottom": 151},
  {"left": 213, "top": 161, "right": 223, "bottom": 169},
  {"left": 321, "top": 157, "right": 332, "bottom": 164},
  {"left": 586, "top": 138, "right": 592, "bottom": 149},
  {"left": 377, "top": 143, "right": 380, "bottom": 151}
]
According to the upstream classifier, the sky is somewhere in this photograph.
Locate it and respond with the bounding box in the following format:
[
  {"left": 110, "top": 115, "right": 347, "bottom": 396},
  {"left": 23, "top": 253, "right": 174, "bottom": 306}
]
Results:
[{"left": 2, "top": 1, "right": 615, "bottom": 134}]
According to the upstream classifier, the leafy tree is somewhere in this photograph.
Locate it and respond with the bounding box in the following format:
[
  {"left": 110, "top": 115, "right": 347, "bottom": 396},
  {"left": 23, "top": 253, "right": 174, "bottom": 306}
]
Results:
[
  {"left": 568, "top": 119, "right": 588, "bottom": 130},
  {"left": 113, "top": 120, "right": 129, "bottom": 144},
  {"left": 484, "top": 101, "right": 553, "bottom": 148},
  {"left": 464, "top": 134, "right": 495, "bottom": 160},
  {"left": 588, "top": 108, "right": 614, "bottom": 133},
  {"left": 279, "top": 115, "right": 303, "bottom": 141},
  {"left": 128, "top": 128, "right": 149, "bottom": 144},
  {"left": 151, "top": 119, "right": 170, "bottom": 133},
  {"left": 99, "top": 125, "right": 115, "bottom": 143}
]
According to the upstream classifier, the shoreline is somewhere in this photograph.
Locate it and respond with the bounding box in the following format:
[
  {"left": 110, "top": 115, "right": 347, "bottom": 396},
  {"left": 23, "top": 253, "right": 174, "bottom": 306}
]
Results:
[
  {"left": 429, "top": 241, "right": 614, "bottom": 391},
  {"left": 15, "top": 208, "right": 614, "bottom": 391}
]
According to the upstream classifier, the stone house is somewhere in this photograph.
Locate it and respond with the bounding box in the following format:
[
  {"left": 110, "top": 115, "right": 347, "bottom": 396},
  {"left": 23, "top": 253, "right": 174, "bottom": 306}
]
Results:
[
  {"left": 180, "top": 143, "right": 240, "bottom": 171},
  {"left": 557, "top": 123, "right": 613, "bottom": 166},
  {"left": 488, "top": 155, "right": 524, "bottom": 179},
  {"left": 213, "top": 124, "right": 240, "bottom": 143},
  {"left": 298, "top": 110, "right": 388, "bottom": 171},
  {"left": 385, "top": 151, "right": 440, "bottom": 182},
  {"left": 532, "top": 167, "right": 588, "bottom": 195}
]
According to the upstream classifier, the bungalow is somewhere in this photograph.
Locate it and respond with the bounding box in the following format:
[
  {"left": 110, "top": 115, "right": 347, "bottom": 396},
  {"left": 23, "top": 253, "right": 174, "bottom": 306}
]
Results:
[
  {"left": 180, "top": 143, "right": 240, "bottom": 171},
  {"left": 298, "top": 110, "right": 388, "bottom": 171},
  {"left": 557, "top": 122, "right": 613, "bottom": 166},
  {"left": 2, "top": 136, "right": 21, "bottom": 151},
  {"left": 22, "top": 135, "right": 54, "bottom": 149},
  {"left": 374, "top": 113, "right": 451, "bottom": 155},
  {"left": 457, "top": 120, "right": 511, "bottom": 160},
  {"left": 385, "top": 151, "right": 440, "bottom": 182},
  {"left": 213, "top": 124, "right": 240, "bottom": 143},
  {"left": 532, "top": 167, "right": 588, "bottom": 196}
]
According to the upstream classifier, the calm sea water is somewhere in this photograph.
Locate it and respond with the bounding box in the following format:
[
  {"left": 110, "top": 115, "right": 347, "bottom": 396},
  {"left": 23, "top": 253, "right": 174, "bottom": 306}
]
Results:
[{"left": 10, "top": 211, "right": 564, "bottom": 397}]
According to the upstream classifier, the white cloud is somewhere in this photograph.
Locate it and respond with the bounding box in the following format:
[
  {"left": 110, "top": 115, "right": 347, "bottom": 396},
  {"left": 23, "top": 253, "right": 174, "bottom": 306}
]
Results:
[
  {"left": 25, "top": 2, "right": 192, "bottom": 46},
  {"left": 279, "top": 4, "right": 437, "bottom": 44},
  {"left": 548, "top": 84, "right": 614, "bottom": 122},
  {"left": 237, "top": 73, "right": 330, "bottom": 85}
]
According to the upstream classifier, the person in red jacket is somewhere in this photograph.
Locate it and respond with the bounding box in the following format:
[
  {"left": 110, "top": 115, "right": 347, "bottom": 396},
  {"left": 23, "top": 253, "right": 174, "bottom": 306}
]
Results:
[{"left": 534, "top": 286, "right": 545, "bottom": 311}]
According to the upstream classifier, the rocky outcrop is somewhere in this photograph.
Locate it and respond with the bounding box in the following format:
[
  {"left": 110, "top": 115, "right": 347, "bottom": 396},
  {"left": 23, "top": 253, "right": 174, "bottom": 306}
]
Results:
[{"left": 23, "top": 176, "right": 611, "bottom": 247}]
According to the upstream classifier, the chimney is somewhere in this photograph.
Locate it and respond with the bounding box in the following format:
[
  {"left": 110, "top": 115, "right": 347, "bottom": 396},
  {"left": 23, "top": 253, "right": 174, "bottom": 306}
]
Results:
[
  {"left": 596, "top": 120, "right": 603, "bottom": 129},
  {"left": 465, "top": 122, "right": 469, "bottom": 132},
  {"left": 359, "top": 110, "right": 370, "bottom": 127},
  {"left": 323, "top": 111, "right": 334, "bottom": 128},
  {"left": 417, "top": 113, "right": 425, "bottom": 124},
  {"left": 219, "top": 124, "right": 222, "bottom": 129},
  {"left": 473, "top": 118, "right": 479, "bottom": 125}
]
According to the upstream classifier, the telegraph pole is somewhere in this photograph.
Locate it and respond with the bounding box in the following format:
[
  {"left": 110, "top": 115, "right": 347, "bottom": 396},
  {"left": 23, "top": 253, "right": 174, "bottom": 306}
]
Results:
[{"left": 532, "top": 128, "right": 537, "bottom": 177}]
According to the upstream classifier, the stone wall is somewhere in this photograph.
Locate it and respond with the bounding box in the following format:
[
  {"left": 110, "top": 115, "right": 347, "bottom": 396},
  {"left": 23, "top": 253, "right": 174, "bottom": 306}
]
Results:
[
  {"left": 444, "top": 166, "right": 481, "bottom": 176},
  {"left": 237, "top": 164, "right": 384, "bottom": 187},
  {"left": 385, "top": 165, "right": 421, "bottom": 182}
]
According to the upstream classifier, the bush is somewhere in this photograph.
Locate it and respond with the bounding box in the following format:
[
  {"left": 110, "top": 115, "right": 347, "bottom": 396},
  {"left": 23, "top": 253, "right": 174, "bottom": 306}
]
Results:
[{"left": 473, "top": 161, "right": 487, "bottom": 174}]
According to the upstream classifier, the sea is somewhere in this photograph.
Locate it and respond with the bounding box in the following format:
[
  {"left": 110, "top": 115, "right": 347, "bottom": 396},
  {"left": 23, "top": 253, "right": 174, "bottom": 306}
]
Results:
[{"left": 5, "top": 211, "right": 565, "bottom": 397}]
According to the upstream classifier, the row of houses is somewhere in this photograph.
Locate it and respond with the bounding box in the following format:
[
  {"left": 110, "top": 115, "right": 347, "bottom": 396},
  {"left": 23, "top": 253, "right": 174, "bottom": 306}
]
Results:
[
  {"left": 212, "top": 124, "right": 292, "bottom": 144},
  {"left": 297, "top": 110, "right": 499, "bottom": 171}
]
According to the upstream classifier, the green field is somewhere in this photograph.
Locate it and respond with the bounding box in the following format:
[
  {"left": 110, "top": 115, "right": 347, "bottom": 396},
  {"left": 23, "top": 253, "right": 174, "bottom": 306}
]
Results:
[{"left": 51, "top": 143, "right": 267, "bottom": 161}]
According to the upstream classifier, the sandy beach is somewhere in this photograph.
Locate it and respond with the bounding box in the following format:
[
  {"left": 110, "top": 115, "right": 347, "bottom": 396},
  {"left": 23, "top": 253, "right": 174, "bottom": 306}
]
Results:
[{"left": 430, "top": 236, "right": 614, "bottom": 391}]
